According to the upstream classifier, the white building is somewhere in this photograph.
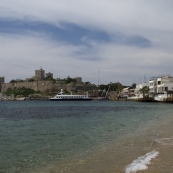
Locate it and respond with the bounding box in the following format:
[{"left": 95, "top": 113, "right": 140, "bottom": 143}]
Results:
[
  {"left": 149, "top": 78, "right": 157, "bottom": 97},
  {"left": 149, "top": 75, "right": 173, "bottom": 101},
  {"left": 121, "top": 87, "right": 135, "bottom": 98},
  {"left": 157, "top": 75, "right": 173, "bottom": 93},
  {"left": 135, "top": 82, "right": 149, "bottom": 98}
]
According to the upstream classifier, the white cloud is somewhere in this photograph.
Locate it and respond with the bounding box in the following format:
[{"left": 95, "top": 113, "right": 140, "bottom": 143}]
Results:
[
  {"left": 1, "top": 0, "right": 173, "bottom": 34},
  {"left": 0, "top": 31, "right": 173, "bottom": 85},
  {"left": 0, "top": 0, "right": 173, "bottom": 85}
]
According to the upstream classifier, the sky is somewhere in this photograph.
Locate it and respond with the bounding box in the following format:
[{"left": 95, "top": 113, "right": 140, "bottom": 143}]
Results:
[{"left": 0, "top": 0, "right": 173, "bottom": 85}]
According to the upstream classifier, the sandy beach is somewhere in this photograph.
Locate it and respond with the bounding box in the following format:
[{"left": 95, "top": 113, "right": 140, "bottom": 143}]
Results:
[
  {"left": 31, "top": 110, "right": 173, "bottom": 173},
  {"left": 1, "top": 101, "right": 173, "bottom": 173}
]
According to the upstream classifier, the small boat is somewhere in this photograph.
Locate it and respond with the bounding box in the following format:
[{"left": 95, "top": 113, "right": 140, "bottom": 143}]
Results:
[
  {"left": 154, "top": 93, "right": 167, "bottom": 102},
  {"left": 96, "top": 97, "right": 108, "bottom": 101},
  {"left": 49, "top": 89, "right": 92, "bottom": 101}
]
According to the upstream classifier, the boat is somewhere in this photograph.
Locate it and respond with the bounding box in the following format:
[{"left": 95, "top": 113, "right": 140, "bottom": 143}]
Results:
[
  {"left": 16, "top": 97, "right": 26, "bottom": 101},
  {"left": 154, "top": 92, "right": 167, "bottom": 102},
  {"left": 49, "top": 89, "right": 92, "bottom": 101}
]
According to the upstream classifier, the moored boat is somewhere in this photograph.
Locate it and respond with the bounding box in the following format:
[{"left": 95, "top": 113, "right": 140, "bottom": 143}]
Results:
[{"left": 49, "top": 89, "right": 92, "bottom": 101}]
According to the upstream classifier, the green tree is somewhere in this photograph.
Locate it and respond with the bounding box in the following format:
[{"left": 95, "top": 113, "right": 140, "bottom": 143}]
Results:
[
  {"left": 46, "top": 76, "right": 53, "bottom": 80},
  {"left": 9, "top": 80, "right": 15, "bottom": 83},
  {"left": 65, "top": 76, "right": 76, "bottom": 84},
  {"left": 116, "top": 83, "right": 124, "bottom": 94},
  {"left": 139, "top": 86, "right": 149, "bottom": 98},
  {"left": 28, "top": 79, "right": 35, "bottom": 82},
  {"left": 10, "top": 79, "right": 24, "bottom": 83},
  {"left": 84, "top": 81, "right": 91, "bottom": 85},
  {"left": 4, "top": 87, "right": 41, "bottom": 97},
  {"left": 99, "top": 84, "right": 109, "bottom": 90},
  {"left": 131, "top": 83, "right": 136, "bottom": 88},
  {"left": 99, "top": 82, "right": 123, "bottom": 91}
]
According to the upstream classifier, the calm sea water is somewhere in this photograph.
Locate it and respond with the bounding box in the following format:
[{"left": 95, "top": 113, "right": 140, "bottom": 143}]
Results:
[{"left": 0, "top": 100, "right": 173, "bottom": 173}]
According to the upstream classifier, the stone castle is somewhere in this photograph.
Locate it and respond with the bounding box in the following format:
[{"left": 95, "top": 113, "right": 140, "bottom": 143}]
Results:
[
  {"left": 0, "top": 77, "right": 5, "bottom": 92},
  {"left": 0, "top": 68, "right": 97, "bottom": 94}
]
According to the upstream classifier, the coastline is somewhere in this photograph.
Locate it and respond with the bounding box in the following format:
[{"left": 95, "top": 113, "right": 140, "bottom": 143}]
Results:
[
  {"left": 136, "top": 117, "right": 173, "bottom": 173},
  {"left": 1, "top": 101, "right": 173, "bottom": 173},
  {"left": 31, "top": 108, "right": 173, "bottom": 173}
]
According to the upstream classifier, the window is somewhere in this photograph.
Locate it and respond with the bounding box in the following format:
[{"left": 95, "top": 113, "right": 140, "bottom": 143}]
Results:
[{"left": 158, "top": 81, "right": 161, "bottom": 85}]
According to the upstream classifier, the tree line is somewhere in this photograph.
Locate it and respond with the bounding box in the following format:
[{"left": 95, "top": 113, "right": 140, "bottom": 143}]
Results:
[{"left": 4, "top": 87, "right": 41, "bottom": 97}]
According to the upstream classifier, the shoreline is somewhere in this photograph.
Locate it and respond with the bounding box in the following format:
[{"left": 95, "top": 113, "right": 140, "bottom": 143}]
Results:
[
  {"left": 31, "top": 110, "right": 173, "bottom": 173},
  {"left": 1, "top": 101, "right": 173, "bottom": 173}
]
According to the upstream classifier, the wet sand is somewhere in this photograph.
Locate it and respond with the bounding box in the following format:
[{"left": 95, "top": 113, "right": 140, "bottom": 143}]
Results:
[
  {"left": 32, "top": 113, "right": 173, "bottom": 173},
  {"left": 138, "top": 118, "right": 173, "bottom": 173},
  {"left": 137, "top": 146, "right": 173, "bottom": 173}
]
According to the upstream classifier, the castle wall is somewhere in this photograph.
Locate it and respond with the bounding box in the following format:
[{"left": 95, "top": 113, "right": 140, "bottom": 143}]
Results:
[
  {"left": 1, "top": 81, "right": 97, "bottom": 94},
  {"left": 1, "top": 81, "right": 69, "bottom": 93},
  {"left": 1, "top": 67, "right": 97, "bottom": 94},
  {"left": 2, "top": 82, "right": 37, "bottom": 92}
]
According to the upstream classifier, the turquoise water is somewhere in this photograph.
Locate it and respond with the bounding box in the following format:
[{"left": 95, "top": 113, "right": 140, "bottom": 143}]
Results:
[{"left": 0, "top": 101, "right": 173, "bottom": 173}]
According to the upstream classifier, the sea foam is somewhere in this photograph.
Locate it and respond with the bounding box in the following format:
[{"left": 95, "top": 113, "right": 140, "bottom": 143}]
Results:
[
  {"left": 155, "top": 137, "right": 173, "bottom": 146},
  {"left": 125, "top": 150, "right": 159, "bottom": 173}
]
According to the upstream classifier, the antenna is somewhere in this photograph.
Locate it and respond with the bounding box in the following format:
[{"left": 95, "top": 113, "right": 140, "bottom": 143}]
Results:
[
  {"left": 98, "top": 70, "right": 100, "bottom": 86},
  {"left": 144, "top": 75, "right": 146, "bottom": 83}
]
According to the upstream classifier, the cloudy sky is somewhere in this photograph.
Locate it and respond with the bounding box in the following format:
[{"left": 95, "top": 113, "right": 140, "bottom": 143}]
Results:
[{"left": 0, "top": 0, "right": 173, "bottom": 85}]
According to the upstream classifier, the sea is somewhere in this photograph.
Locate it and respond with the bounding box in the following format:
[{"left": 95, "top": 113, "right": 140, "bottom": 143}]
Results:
[{"left": 1, "top": 100, "right": 173, "bottom": 173}]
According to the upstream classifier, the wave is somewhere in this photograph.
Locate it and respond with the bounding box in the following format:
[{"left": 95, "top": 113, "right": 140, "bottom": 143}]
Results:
[
  {"left": 155, "top": 137, "right": 173, "bottom": 146},
  {"left": 125, "top": 150, "right": 159, "bottom": 173}
]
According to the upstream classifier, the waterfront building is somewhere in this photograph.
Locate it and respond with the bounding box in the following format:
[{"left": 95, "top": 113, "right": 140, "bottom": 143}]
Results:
[
  {"left": 121, "top": 87, "right": 135, "bottom": 98},
  {"left": 148, "top": 75, "right": 173, "bottom": 101},
  {"left": 156, "top": 75, "right": 173, "bottom": 93},
  {"left": 149, "top": 78, "right": 157, "bottom": 97},
  {"left": 135, "top": 82, "right": 150, "bottom": 98},
  {"left": 154, "top": 75, "right": 173, "bottom": 101}
]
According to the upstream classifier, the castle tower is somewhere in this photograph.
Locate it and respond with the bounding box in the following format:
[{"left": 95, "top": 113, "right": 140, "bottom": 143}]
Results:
[
  {"left": 0, "top": 77, "right": 5, "bottom": 92},
  {"left": 35, "top": 68, "right": 45, "bottom": 80},
  {"left": 75, "top": 77, "right": 82, "bottom": 84},
  {"left": 46, "top": 72, "right": 53, "bottom": 79}
]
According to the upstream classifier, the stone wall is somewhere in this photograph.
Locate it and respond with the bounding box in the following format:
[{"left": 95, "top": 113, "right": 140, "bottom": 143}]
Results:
[
  {"left": 75, "top": 84, "right": 97, "bottom": 91},
  {"left": 1, "top": 81, "right": 68, "bottom": 93},
  {"left": 1, "top": 80, "right": 97, "bottom": 94}
]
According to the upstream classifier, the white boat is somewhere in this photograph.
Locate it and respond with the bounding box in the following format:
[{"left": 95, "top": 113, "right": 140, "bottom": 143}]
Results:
[
  {"left": 154, "top": 93, "right": 167, "bottom": 101},
  {"left": 49, "top": 89, "right": 92, "bottom": 101}
]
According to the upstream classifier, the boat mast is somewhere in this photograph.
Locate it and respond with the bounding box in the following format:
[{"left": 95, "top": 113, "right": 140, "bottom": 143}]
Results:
[
  {"left": 105, "top": 86, "right": 110, "bottom": 97},
  {"left": 98, "top": 70, "right": 100, "bottom": 86}
]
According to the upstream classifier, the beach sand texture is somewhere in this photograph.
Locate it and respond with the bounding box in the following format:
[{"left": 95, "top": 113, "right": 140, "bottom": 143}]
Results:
[
  {"left": 32, "top": 115, "right": 173, "bottom": 173},
  {"left": 1, "top": 101, "right": 173, "bottom": 173}
]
